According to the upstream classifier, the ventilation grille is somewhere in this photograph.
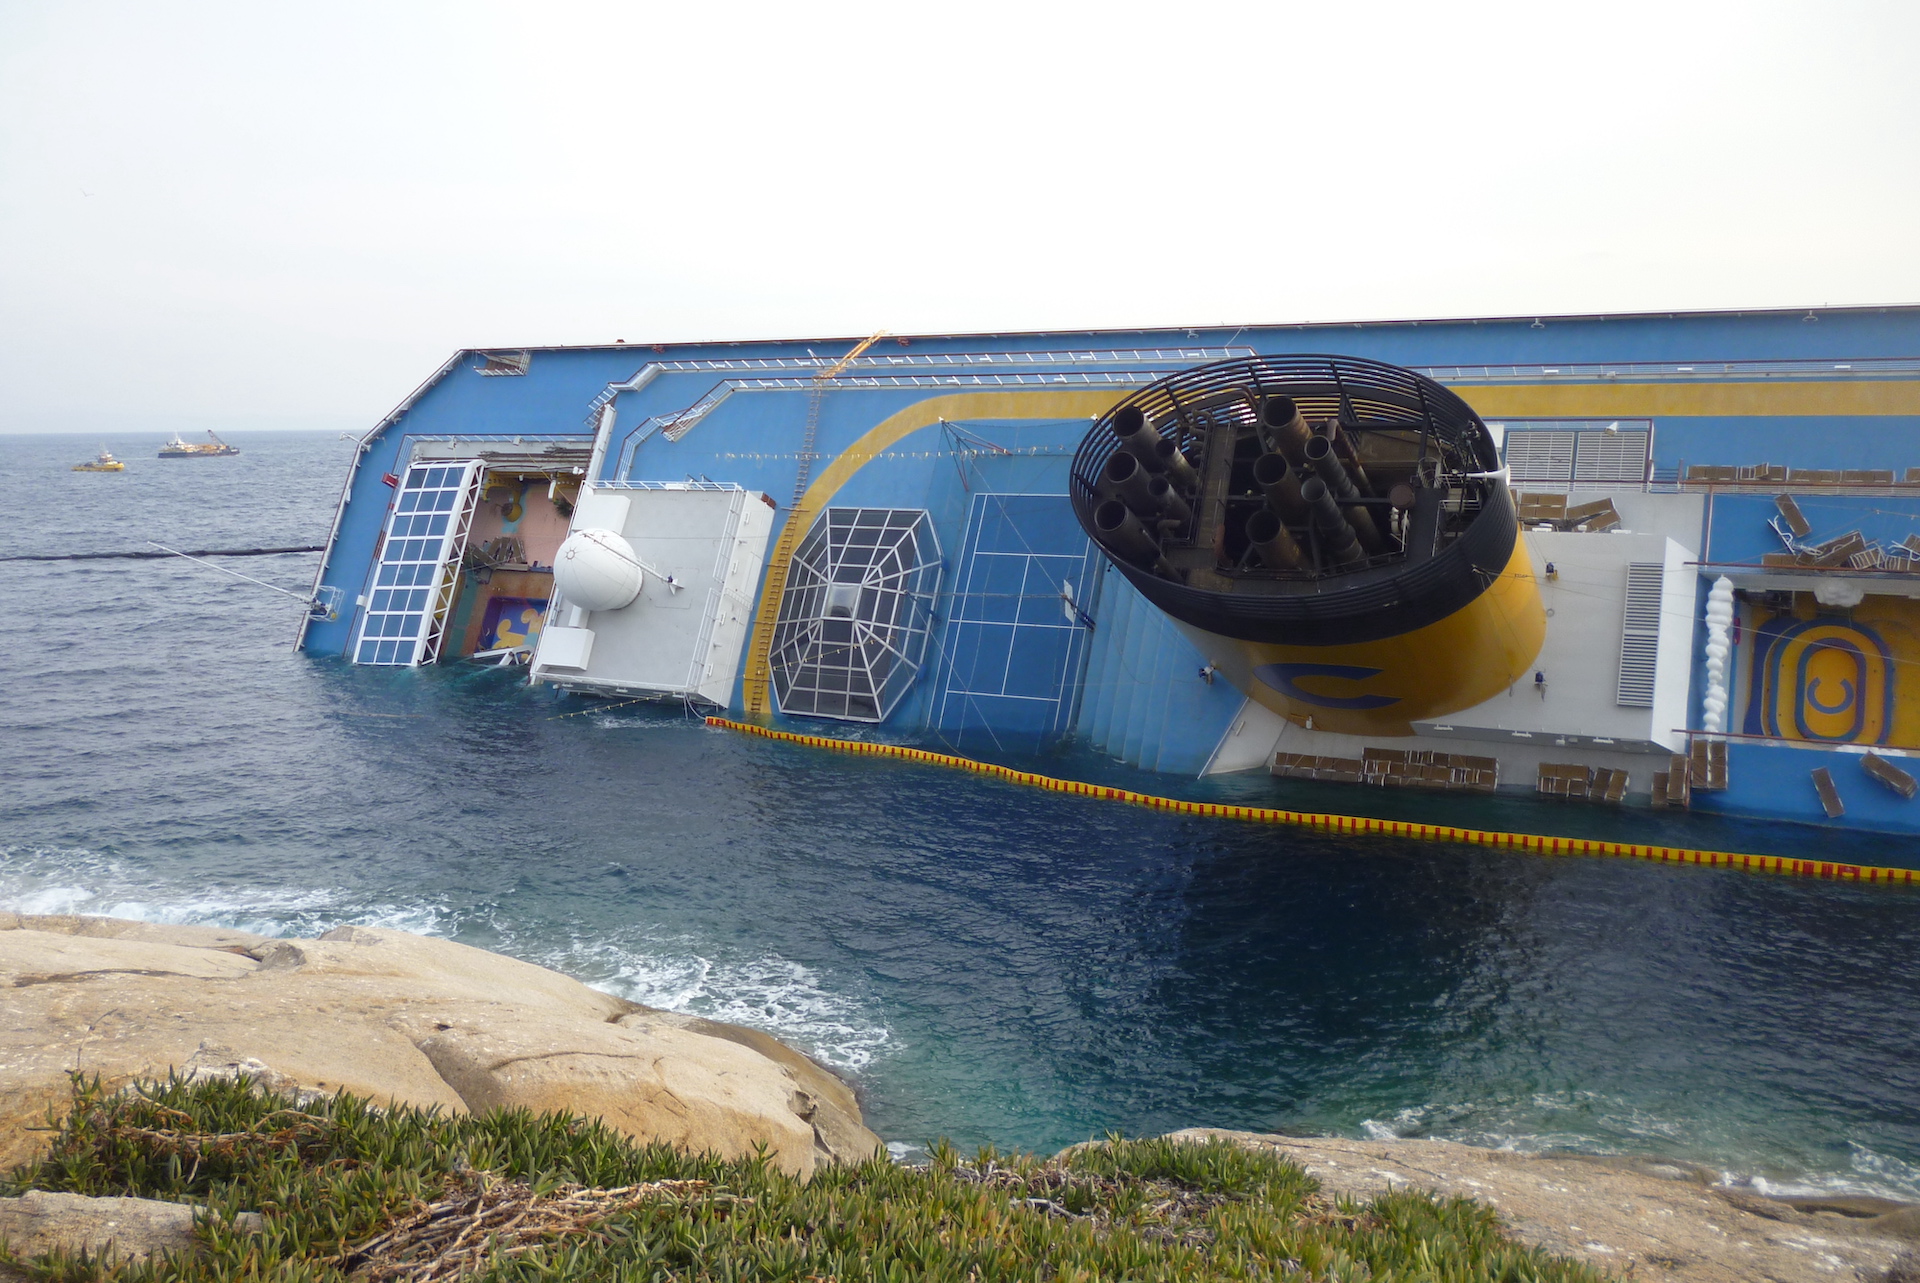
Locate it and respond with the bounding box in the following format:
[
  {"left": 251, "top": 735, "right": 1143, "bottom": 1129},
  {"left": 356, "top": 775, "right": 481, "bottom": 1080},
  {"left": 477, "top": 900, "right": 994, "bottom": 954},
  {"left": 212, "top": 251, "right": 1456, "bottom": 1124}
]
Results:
[
  {"left": 1501, "top": 422, "right": 1652, "bottom": 484},
  {"left": 1504, "top": 431, "right": 1577, "bottom": 483},
  {"left": 1574, "top": 430, "right": 1652, "bottom": 482},
  {"left": 1616, "top": 562, "right": 1664, "bottom": 707}
]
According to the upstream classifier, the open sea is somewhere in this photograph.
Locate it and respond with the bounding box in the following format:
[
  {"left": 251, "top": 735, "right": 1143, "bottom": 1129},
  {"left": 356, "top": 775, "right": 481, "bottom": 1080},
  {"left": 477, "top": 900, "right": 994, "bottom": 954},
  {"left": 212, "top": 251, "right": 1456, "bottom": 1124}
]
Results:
[{"left": 3, "top": 430, "right": 1918, "bottom": 1201}]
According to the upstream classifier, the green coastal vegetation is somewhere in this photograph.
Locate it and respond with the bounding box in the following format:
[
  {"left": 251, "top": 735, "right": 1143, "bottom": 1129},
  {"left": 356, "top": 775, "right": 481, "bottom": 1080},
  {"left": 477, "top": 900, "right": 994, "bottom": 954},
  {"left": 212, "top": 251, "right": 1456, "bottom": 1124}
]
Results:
[{"left": 4, "top": 1077, "right": 1605, "bottom": 1283}]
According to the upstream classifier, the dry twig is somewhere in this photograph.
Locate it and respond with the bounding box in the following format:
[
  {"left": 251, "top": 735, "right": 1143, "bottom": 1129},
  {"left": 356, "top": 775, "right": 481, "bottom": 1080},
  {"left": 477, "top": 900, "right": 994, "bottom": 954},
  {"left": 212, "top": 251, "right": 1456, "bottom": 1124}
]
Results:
[
  {"left": 943, "top": 1161, "right": 1234, "bottom": 1247},
  {"left": 336, "top": 1173, "right": 730, "bottom": 1282},
  {"left": 107, "top": 1108, "right": 335, "bottom": 1158}
]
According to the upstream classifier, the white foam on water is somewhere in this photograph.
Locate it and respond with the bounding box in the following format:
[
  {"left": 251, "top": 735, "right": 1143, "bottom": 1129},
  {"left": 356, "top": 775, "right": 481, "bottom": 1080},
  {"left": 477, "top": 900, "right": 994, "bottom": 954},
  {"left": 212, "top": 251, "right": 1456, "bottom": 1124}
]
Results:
[
  {"left": 1357, "top": 1099, "right": 1620, "bottom": 1155},
  {"left": 1353, "top": 1094, "right": 1920, "bottom": 1203},
  {"left": 585, "top": 714, "right": 708, "bottom": 731},
  {"left": 502, "top": 928, "right": 894, "bottom": 1074},
  {"left": 0, "top": 846, "right": 892, "bottom": 1075},
  {"left": 1850, "top": 1141, "right": 1920, "bottom": 1198},
  {"left": 0, "top": 844, "right": 452, "bottom": 941},
  {"left": 1728, "top": 1144, "right": 1920, "bottom": 1203},
  {"left": 11, "top": 884, "right": 98, "bottom": 915}
]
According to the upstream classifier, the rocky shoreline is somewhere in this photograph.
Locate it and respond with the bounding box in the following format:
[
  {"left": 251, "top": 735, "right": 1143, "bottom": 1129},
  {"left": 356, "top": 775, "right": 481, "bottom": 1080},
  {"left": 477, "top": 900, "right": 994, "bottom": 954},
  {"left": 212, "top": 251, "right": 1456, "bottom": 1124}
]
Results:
[
  {"left": 4, "top": 914, "right": 1915, "bottom": 1282},
  {"left": 0, "top": 912, "right": 878, "bottom": 1178},
  {"left": 1166, "top": 1130, "right": 1919, "bottom": 1283}
]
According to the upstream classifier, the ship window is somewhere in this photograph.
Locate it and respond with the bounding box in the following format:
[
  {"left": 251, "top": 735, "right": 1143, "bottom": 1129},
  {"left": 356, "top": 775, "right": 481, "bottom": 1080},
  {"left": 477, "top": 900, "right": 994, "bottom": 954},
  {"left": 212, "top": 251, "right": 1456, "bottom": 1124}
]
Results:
[
  {"left": 354, "top": 461, "right": 482, "bottom": 666},
  {"left": 769, "top": 508, "right": 942, "bottom": 722},
  {"left": 825, "top": 581, "right": 862, "bottom": 618},
  {"left": 474, "top": 350, "right": 532, "bottom": 376}
]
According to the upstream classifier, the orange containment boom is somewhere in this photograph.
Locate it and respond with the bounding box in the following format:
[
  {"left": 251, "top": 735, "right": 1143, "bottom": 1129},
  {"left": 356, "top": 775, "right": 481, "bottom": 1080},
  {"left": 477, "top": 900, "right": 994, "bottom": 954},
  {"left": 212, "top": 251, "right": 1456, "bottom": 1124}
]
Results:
[{"left": 705, "top": 717, "right": 1919, "bottom": 886}]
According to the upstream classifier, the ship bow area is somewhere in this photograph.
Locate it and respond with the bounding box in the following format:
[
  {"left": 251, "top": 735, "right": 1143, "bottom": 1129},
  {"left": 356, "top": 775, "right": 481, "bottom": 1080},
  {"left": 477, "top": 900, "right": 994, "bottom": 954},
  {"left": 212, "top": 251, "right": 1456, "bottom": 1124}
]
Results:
[{"left": 1071, "top": 356, "right": 1546, "bottom": 736}]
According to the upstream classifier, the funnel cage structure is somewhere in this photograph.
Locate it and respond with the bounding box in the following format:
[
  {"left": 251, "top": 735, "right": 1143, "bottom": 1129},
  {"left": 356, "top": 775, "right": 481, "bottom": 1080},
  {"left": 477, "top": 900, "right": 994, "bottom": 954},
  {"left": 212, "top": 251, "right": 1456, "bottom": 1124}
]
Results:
[
  {"left": 1069, "top": 355, "right": 1520, "bottom": 646},
  {"left": 769, "top": 508, "right": 943, "bottom": 722}
]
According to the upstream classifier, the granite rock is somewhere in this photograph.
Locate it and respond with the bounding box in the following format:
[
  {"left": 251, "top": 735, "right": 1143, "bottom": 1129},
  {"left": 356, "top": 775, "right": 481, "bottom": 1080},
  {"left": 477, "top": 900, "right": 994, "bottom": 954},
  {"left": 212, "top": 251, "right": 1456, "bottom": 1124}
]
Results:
[
  {"left": 0, "top": 915, "right": 880, "bottom": 1177},
  {"left": 1158, "top": 1128, "right": 1920, "bottom": 1283},
  {"left": 0, "top": 1190, "right": 197, "bottom": 1264}
]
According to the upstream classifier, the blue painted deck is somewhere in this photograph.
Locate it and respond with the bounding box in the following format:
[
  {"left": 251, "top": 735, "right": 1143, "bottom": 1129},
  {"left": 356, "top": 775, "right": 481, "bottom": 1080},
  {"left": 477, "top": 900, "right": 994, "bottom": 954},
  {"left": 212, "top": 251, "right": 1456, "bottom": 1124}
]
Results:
[
  {"left": 927, "top": 492, "right": 1098, "bottom": 744},
  {"left": 1695, "top": 740, "right": 1920, "bottom": 835},
  {"left": 1706, "top": 492, "right": 1920, "bottom": 565}
]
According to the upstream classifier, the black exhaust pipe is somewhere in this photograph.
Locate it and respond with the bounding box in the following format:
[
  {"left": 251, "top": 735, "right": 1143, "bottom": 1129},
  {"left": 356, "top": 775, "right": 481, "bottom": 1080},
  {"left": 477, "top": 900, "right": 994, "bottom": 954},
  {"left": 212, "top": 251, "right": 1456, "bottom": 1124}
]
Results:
[
  {"left": 1303, "top": 435, "right": 1385, "bottom": 553},
  {"left": 1112, "top": 405, "right": 1165, "bottom": 475},
  {"left": 1245, "top": 507, "right": 1305, "bottom": 569},
  {"left": 1320, "top": 420, "right": 1374, "bottom": 495},
  {"left": 1146, "top": 475, "right": 1192, "bottom": 528},
  {"left": 1100, "top": 452, "right": 1192, "bottom": 531},
  {"left": 1152, "top": 436, "right": 1200, "bottom": 494},
  {"left": 1094, "top": 498, "right": 1171, "bottom": 574},
  {"left": 1301, "top": 476, "right": 1367, "bottom": 569},
  {"left": 1252, "top": 452, "right": 1309, "bottom": 524},
  {"left": 1262, "top": 396, "right": 1313, "bottom": 466}
]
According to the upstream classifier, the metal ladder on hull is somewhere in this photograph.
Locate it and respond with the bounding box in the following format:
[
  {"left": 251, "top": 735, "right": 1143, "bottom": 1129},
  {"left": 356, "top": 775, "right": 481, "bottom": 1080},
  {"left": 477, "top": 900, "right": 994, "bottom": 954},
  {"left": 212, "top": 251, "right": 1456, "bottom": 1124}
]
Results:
[
  {"left": 743, "top": 332, "right": 887, "bottom": 715},
  {"left": 790, "top": 330, "right": 886, "bottom": 506}
]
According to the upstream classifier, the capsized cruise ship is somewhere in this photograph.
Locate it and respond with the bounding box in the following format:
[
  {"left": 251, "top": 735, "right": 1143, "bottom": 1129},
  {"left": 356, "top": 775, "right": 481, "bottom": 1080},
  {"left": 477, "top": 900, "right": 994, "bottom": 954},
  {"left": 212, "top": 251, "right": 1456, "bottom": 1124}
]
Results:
[{"left": 299, "top": 307, "right": 1920, "bottom": 848}]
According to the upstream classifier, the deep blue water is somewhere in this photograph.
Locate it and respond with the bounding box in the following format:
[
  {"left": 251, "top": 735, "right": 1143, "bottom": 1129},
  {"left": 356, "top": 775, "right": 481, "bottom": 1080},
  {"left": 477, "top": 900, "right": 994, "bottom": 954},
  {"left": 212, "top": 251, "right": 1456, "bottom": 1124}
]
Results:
[{"left": 3, "top": 430, "right": 1918, "bottom": 1202}]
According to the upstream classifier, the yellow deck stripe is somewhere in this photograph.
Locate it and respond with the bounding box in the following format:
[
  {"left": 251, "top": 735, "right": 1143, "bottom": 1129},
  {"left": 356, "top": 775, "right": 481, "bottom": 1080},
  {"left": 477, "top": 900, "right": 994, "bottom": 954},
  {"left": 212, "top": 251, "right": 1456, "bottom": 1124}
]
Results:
[
  {"left": 735, "top": 377, "right": 1919, "bottom": 714},
  {"left": 704, "top": 717, "right": 1918, "bottom": 886},
  {"left": 1450, "top": 379, "right": 1920, "bottom": 418},
  {"left": 738, "top": 389, "right": 1129, "bottom": 715}
]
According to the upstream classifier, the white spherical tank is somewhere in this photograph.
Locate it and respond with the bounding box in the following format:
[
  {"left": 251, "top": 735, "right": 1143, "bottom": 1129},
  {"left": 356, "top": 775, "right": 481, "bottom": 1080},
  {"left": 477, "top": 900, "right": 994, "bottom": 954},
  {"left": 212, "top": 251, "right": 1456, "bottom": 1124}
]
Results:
[{"left": 554, "top": 528, "right": 644, "bottom": 612}]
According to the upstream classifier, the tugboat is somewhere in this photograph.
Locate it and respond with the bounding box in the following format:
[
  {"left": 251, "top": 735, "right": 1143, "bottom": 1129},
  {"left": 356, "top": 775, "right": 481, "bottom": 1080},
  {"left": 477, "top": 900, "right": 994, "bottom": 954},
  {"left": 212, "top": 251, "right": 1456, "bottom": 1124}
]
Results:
[
  {"left": 159, "top": 430, "right": 239, "bottom": 458},
  {"left": 71, "top": 445, "right": 125, "bottom": 472}
]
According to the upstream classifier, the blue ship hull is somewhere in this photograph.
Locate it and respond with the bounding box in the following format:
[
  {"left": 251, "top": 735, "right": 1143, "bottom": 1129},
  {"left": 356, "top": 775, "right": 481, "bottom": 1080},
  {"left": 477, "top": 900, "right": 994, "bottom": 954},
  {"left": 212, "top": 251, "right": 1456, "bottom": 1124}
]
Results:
[{"left": 299, "top": 307, "right": 1920, "bottom": 853}]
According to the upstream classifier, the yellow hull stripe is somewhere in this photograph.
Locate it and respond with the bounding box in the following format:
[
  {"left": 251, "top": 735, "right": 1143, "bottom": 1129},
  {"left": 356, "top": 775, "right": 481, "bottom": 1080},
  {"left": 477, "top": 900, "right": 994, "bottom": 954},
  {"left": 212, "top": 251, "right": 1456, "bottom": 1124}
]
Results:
[
  {"left": 1451, "top": 379, "right": 1920, "bottom": 418},
  {"left": 736, "top": 377, "right": 1920, "bottom": 714},
  {"left": 705, "top": 717, "right": 1919, "bottom": 886},
  {"left": 739, "top": 389, "right": 1129, "bottom": 715}
]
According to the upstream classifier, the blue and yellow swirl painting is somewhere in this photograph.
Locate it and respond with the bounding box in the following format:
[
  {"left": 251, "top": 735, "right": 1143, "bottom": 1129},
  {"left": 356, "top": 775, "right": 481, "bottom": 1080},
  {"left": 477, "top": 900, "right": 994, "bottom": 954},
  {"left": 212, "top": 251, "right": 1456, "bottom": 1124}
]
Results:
[{"left": 1745, "top": 599, "right": 1920, "bottom": 746}]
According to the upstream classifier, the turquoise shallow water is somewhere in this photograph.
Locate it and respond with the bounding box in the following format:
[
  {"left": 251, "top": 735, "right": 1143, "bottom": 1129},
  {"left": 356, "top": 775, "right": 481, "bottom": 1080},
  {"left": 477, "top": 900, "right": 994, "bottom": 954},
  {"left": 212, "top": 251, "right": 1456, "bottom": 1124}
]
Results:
[{"left": 3, "top": 430, "right": 1918, "bottom": 1201}]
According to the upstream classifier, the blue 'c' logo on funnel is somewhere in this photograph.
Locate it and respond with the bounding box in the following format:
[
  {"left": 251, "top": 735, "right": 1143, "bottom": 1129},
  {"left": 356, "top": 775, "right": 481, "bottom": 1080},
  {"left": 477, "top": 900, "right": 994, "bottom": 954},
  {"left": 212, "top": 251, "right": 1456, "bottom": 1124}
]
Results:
[{"left": 1255, "top": 663, "right": 1402, "bottom": 710}]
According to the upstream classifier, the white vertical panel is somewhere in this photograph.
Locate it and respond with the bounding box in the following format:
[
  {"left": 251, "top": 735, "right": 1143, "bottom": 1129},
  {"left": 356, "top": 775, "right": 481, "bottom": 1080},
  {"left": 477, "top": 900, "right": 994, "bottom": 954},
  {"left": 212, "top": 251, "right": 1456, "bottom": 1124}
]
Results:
[
  {"left": 1650, "top": 538, "right": 1702, "bottom": 753},
  {"left": 1616, "top": 562, "right": 1664, "bottom": 707}
]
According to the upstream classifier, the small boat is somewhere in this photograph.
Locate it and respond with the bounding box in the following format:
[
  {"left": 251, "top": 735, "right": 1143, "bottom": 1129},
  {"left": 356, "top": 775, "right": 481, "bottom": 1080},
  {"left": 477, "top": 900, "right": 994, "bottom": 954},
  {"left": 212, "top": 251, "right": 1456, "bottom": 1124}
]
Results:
[
  {"left": 71, "top": 446, "right": 125, "bottom": 472},
  {"left": 159, "top": 430, "right": 239, "bottom": 458}
]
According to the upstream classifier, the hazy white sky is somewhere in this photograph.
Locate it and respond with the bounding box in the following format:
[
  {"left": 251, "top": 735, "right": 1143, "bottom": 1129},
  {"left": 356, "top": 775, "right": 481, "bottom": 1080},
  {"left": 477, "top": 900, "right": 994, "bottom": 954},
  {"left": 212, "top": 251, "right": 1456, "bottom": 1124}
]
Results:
[{"left": 2, "top": 0, "right": 1915, "bottom": 434}]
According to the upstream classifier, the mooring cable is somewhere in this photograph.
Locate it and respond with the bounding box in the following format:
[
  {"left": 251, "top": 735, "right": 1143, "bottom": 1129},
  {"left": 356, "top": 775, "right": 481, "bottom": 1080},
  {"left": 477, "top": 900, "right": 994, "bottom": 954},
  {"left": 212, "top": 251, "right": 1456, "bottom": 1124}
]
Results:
[
  {"left": 129, "top": 542, "right": 319, "bottom": 604},
  {"left": 0, "top": 544, "right": 323, "bottom": 563}
]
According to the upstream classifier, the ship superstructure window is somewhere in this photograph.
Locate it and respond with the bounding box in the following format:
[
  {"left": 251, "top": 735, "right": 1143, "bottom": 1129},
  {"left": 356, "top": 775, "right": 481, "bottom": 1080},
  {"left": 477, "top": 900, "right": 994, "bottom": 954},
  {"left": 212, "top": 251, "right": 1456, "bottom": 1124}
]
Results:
[
  {"left": 355, "top": 462, "right": 483, "bottom": 665},
  {"left": 1500, "top": 420, "right": 1652, "bottom": 485},
  {"left": 769, "top": 508, "right": 941, "bottom": 722},
  {"left": 474, "top": 350, "right": 531, "bottom": 376}
]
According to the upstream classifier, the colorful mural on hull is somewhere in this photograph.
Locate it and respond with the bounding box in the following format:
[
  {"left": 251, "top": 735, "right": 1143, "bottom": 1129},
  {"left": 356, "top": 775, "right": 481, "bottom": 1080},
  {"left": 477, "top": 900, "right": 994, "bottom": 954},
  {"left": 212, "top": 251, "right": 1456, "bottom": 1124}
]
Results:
[
  {"left": 480, "top": 596, "right": 549, "bottom": 652},
  {"left": 1744, "top": 597, "right": 1920, "bottom": 747}
]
